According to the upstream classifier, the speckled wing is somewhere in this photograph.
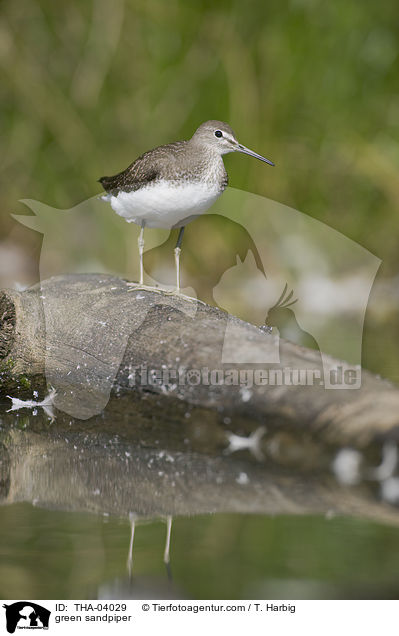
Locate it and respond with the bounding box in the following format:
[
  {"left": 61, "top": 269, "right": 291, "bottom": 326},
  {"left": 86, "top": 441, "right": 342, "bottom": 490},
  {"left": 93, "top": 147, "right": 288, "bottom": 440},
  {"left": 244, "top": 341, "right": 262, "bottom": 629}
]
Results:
[
  {"left": 98, "top": 141, "right": 187, "bottom": 195},
  {"left": 98, "top": 154, "right": 159, "bottom": 195}
]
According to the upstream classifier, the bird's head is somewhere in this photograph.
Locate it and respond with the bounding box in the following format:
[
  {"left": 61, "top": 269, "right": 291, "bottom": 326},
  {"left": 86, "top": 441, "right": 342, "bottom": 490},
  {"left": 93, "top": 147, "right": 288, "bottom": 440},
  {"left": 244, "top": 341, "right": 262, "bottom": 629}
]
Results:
[{"left": 191, "top": 120, "right": 275, "bottom": 166}]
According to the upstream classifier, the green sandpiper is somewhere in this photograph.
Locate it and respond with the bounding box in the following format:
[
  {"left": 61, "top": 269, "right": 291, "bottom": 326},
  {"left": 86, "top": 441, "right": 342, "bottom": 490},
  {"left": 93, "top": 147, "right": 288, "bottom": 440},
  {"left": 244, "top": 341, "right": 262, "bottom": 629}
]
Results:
[{"left": 99, "top": 120, "right": 274, "bottom": 292}]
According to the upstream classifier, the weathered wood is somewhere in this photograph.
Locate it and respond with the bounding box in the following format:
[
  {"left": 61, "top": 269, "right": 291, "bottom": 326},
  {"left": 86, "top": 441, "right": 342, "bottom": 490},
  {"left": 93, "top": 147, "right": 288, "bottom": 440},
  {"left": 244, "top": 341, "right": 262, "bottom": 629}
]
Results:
[{"left": 1, "top": 273, "right": 399, "bottom": 451}]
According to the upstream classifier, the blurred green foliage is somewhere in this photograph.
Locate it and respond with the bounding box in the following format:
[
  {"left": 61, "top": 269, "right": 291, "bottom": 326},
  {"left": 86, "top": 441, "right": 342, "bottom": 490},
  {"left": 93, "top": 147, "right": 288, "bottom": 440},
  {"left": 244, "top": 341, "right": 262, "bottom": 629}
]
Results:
[
  {"left": 1, "top": 0, "right": 399, "bottom": 378},
  {"left": 1, "top": 0, "right": 398, "bottom": 256}
]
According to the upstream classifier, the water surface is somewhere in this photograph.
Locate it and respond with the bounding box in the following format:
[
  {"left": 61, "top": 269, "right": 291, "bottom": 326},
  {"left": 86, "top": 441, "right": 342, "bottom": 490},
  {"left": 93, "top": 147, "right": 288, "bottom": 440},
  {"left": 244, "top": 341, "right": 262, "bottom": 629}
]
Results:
[{"left": 1, "top": 401, "right": 398, "bottom": 599}]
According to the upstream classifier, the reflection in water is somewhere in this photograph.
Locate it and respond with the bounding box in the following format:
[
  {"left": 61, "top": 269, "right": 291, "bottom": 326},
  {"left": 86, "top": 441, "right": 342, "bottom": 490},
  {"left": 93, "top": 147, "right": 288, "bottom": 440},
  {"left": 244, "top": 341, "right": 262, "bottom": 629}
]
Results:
[
  {"left": 125, "top": 514, "right": 173, "bottom": 584},
  {"left": 0, "top": 401, "right": 399, "bottom": 599},
  {"left": 164, "top": 516, "right": 173, "bottom": 580},
  {"left": 126, "top": 514, "right": 172, "bottom": 580},
  {"left": 126, "top": 514, "right": 135, "bottom": 579},
  {"left": 6, "top": 389, "right": 56, "bottom": 421}
]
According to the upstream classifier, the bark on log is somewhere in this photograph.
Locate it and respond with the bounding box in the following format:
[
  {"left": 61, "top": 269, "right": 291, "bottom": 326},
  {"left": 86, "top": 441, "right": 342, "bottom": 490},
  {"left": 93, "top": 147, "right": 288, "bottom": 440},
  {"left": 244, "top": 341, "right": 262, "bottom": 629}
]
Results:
[{"left": 1, "top": 273, "right": 399, "bottom": 452}]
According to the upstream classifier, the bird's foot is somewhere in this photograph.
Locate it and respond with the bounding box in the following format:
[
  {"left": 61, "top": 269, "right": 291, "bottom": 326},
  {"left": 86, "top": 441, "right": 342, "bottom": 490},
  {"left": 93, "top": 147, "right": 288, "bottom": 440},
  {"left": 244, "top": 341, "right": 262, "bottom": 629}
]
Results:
[
  {"left": 161, "top": 288, "right": 204, "bottom": 304},
  {"left": 126, "top": 281, "right": 204, "bottom": 304},
  {"left": 126, "top": 282, "right": 162, "bottom": 294}
]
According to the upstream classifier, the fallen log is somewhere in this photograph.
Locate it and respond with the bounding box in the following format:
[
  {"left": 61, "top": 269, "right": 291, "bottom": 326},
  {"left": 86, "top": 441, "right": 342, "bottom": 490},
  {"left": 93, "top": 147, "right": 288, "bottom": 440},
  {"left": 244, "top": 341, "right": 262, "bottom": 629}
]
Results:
[{"left": 0, "top": 273, "right": 399, "bottom": 450}]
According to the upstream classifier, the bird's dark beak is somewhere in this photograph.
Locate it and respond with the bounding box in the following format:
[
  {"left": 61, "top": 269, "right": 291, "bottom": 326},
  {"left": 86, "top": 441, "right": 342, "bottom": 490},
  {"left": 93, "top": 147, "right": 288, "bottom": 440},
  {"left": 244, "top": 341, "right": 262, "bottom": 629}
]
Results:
[{"left": 235, "top": 142, "right": 275, "bottom": 166}]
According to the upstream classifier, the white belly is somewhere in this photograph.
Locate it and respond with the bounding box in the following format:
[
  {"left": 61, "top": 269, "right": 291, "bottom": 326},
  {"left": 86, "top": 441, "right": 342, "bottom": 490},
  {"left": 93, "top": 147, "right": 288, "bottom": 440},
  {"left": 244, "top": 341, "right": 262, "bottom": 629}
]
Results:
[{"left": 102, "top": 181, "right": 222, "bottom": 229}]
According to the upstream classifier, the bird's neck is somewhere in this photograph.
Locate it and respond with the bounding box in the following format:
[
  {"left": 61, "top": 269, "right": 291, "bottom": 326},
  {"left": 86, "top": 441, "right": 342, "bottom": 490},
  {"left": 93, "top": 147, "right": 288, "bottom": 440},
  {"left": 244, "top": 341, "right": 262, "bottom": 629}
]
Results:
[{"left": 184, "top": 142, "right": 228, "bottom": 188}]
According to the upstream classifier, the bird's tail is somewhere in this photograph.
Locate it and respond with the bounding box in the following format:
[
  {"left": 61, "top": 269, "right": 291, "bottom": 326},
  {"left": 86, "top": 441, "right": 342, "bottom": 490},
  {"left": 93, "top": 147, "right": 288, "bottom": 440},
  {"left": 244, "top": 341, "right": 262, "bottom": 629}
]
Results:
[{"left": 98, "top": 176, "right": 111, "bottom": 189}]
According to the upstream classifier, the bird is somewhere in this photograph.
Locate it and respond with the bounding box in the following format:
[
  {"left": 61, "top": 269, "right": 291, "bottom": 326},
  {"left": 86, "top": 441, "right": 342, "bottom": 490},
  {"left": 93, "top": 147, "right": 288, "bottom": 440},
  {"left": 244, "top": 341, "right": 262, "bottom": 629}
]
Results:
[{"left": 99, "top": 120, "right": 274, "bottom": 294}]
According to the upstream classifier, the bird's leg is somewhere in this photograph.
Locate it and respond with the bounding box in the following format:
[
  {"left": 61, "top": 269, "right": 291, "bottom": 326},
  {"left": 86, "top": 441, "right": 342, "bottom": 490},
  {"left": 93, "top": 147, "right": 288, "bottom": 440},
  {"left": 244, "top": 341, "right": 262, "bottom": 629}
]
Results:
[
  {"left": 129, "top": 224, "right": 198, "bottom": 301},
  {"left": 127, "top": 222, "right": 161, "bottom": 292},
  {"left": 138, "top": 222, "right": 145, "bottom": 285},
  {"left": 162, "top": 226, "right": 202, "bottom": 302},
  {"left": 174, "top": 249, "right": 181, "bottom": 292},
  {"left": 174, "top": 226, "right": 185, "bottom": 293}
]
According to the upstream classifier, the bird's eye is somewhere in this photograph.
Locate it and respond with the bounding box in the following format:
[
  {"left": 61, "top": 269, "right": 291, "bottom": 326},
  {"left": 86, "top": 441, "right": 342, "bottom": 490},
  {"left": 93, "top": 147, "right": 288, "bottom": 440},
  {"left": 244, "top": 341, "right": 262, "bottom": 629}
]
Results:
[{"left": 214, "top": 130, "right": 223, "bottom": 138}]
